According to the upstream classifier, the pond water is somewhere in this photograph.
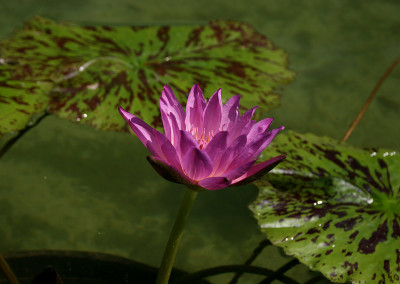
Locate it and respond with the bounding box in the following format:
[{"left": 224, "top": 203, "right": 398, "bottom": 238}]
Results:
[{"left": 0, "top": 0, "right": 399, "bottom": 283}]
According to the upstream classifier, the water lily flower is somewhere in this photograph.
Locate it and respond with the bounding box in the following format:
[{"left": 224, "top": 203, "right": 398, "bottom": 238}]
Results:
[{"left": 119, "top": 84, "right": 285, "bottom": 191}]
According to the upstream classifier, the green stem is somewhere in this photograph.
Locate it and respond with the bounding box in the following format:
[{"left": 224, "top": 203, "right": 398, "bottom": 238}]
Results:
[
  {"left": 0, "top": 254, "right": 19, "bottom": 284},
  {"left": 156, "top": 187, "right": 198, "bottom": 284}
]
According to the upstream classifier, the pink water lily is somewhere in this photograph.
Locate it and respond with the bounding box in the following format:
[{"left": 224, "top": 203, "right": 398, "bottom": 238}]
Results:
[{"left": 119, "top": 84, "right": 285, "bottom": 191}]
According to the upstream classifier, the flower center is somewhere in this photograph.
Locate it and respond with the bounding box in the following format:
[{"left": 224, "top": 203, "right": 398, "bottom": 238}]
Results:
[{"left": 189, "top": 127, "right": 213, "bottom": 150}]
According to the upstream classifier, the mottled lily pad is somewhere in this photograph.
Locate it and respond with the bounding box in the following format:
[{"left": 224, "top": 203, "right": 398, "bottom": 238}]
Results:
[
  {"left": 0, "top": 64, "right": 53, "bottom": 138},
  {"left": 0, "top": 16, "right": 294, "bottom": 138},
  {"left": 251, "top": 131, "right": 400, "bottom": 283}
]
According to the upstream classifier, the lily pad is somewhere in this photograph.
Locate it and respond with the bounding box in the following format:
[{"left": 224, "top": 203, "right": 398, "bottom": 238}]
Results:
[
  {"left": 0, "top": 64, "right": 52, "bottom": 138},
  {"left": 0, "top": 16, "right": 294, "bottom": 137},
  {"left": 251, "top": 131, "right": 400, "bottom": 283}
]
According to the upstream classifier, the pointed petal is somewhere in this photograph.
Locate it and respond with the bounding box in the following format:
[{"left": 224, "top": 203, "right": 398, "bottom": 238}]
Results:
[
  {"left": 198, "top": 177, "right": 230, "bottom": 190},
  {"left": 246, "top": 117, "right": 274, "bottom": 142},
  {"left": 160, "top": 111, "right": 181, "bottom": 147},
  {"left": 119, "top": 107, "right": 162, "bottom": 157},
  {"left": 185, "top": 84, "right": 205, "bottom": 133},
  {"left": 203, "top": 89, "right": 222, "bottom": 137},
  {"left": 241, "top": 106, "right": 258, "bottom": 123},
  {"left": 153, "top": 130, "right": 182, "bottom": 170},
  {"left": 205, "top": 131, "right": 228, "bottom": 163},
  {"left": 179, "top": 130, "right": 199, "bottom": 159},
  {"left": 232, "top": 155, "right": 286, "bottom": 186},
  {"left": 212, "top": 134, "right": 247, "bottom": 176},
  {"left": 250, "top": 126, "right": 285, "bottom": 159},
  {"left": 182, "top": 148, "right": 213, "bottom": 180},
  {"left": 159, "top": 100, "right": 172, "bottom": 141},
  {"left": 224, "top": 160, "right": 255, "bottom": 181},
  {"left": 119, "top": 106, "right": 135, "bottom": 121},
  {"left": 230, "top": 126, "right": 284, "bottom": 169},
  {"left": 147, "top": 156, "right": 192, "bottom": 185},
  {"left": 162, "top": 85, "right": 185, "bottom": 127},
  {"left": 227, "top": 106, "right": 257, "bottom": 144},
  {"left": 160, "top": 85, "right": 185, "bottom": 143},
  {"left": 221, "top": 94, "right": 241, "bottom": 131}
]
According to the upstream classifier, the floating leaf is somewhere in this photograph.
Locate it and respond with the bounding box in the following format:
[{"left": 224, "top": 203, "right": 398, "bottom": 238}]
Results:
[
  {"left": 251, "top": 131, "right": 400, "bottom": 283},
  {"left": 0, "top": 64, "right": 52, "bottom": 138},
  {"left": 0, "top": 16, "right": 294, "bottom": 135}
]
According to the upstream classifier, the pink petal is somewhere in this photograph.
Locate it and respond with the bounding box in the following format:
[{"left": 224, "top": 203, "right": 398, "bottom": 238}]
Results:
[
  {"left": 182, "top": 148, "right": 213, "bottom": 181},
  {"left": 185, "top": 84, "right": 205, "bottom": 133},
  {"left": 221, "top": 94, "right": 241, "bottom": 131},
  {"left": 240, "top": 106, "right": 258, "bottom": 124},
  {"left": 147, "top": 156, "right": 193, "bottom": 185},
  {"left": 198, "top": 177, "right": 230, "bottom": 190},
  {"left": 203, "top": 89, "right": 222, "bottom": 137},
  {"left": 179, "top": 130, "right": 199, "bottom": 159},
  {"left": 205, "top": 131, "right": 228, "bottom": 163},
  {"left": 232, "top": 155, "right": 286, "bottom": 186},
  {"left": 246, "top": 117, "right": 274, "bottom": 142},
  {"left": 163, "top": 111, "right": 181, "bottom": 147},
  {"left": 250, "top": 126, "right": 285, "bottom": 159},
  {"left": 162, "top": 85, "right": 185, "bottom": 127},
  {"left": 229, "top": 126, "right": 284, "bottom": 170},
  {"left": 224, "top": 160, "right": 255, "bottom": 181},
  {"left": 153, "top": 130, "right": 182, "bottom": 171},
  {"left": 160, "top": 85, "right": 185, "bottom": 144},
  {"left": 227, "top": 106, "right": 257, "bottom": 144},
  {"left": 119, "top": 106, "right": 135, "bottom": 121},
  {"left": 119, "top": 107, "right": 162, "bottom": 157},
  {"left": 211, "top": 134, "right": 247, "bottom": 176}
]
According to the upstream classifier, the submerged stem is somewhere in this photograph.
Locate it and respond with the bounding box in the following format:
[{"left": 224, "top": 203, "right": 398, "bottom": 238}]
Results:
[
  {"left": 0, "top": 112, "right": 49, "bottom": 159},
  {"left": 342, "top": 56, "right": 400, "bottom": 142},
  {"left": 0, "top": 254, "right": 19, "bottom": 284},
  {"left": 156, "top": 188, "right": 198, "bottom": 284}
]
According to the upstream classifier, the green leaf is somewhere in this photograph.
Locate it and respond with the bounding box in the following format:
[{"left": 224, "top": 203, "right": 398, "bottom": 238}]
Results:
[
  {"left": 0, "top": 64, "right": 52, "bottom": 138},
  {"left": 0, "top": 16, "right": 294, "bottom": 134},
  {"left": 251, "top": 131, "right": 400, "bottom": 283}
]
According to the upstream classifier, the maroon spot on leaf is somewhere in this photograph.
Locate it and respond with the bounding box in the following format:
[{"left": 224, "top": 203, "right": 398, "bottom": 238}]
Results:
[
  {"left": 185, "top": 26, "right": 204, "bottom": 48},
  {"left": 348, "top": 155, "right": 390, "bottom": 194},
  {"left": 306, "top": 227, "right": 320, "bottom": 235},
  {"left": 101, "top": 26, "right": 113, "bottom": 32},
  {"left": 314, "top": 146, "right": 346, "bottom": 169},
  {"left": 295, "top": 237, "right": 307, "bottom": 242},
  {"left": 345, "top": 252, "right": 353, "bottom": 256},
  {"left": 293, "top": 232, "right": 303, "bottom": 239},
  {"left": 93, "top": 35, "right": 129, "bottom": 55},
  {"left": 344, "top": 261, "right": 358, "bottom": 276},
  {"left": 326, "top": 234, "right": 334, "bottom": 239},
  {"left": 323, "top": 220, "right": 332, "bottom": 230},
  {"left": 221, "top": 60, "right": 247, "bottom": 79},
  {"left": 349, "top": 230, "right": 359, "bottom": 242},
  {"left": 358, "top": 219, "right": 388, "bottom": 254},
  {"left": 83, "top": 26, "right": 97, "bottom": 32},
  {"left": 11, "top": 96, "right": 29, "bottom": 106},
  {"left": 392, "top": 216, "right": 400, "bottom": 239},
  {"left": 311, "top": 236, "right": 319, "bottom": 243},
  {"left": 325, "top": 249, "right": 333, "bottom": 255},
  {"left": 83, "top": 96, "right": 101, "bottom": 111},
  {"left": 384, "top": 260, "right": 394, "bottom": 282},
  {"left": 17, "top": 109, "right": 30, "bottom": 115},
  {"left": 209, "top": 21, "right": 224, "bottom": 43},
  {"left": 335, "top": 216, "right": 362, "bottom": 231}
]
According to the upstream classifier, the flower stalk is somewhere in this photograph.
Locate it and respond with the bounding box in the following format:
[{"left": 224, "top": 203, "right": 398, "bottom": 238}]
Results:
[
  {"left": 0, "top": 254, "right": 19, "bottom": 284},
  {"left": 156, "top": 188, "right": 198, "bottom": 284}
]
